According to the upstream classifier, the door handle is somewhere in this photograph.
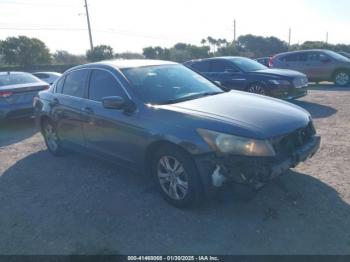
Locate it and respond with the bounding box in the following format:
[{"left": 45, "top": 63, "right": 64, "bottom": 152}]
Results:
[{"left": 82, "top": 106, "right": 94, "bottom": 115}]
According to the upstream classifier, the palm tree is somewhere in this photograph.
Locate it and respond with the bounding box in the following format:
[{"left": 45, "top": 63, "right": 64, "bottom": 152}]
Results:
[
  {"left": 207, "top": 36, "right": 215, "bottom": 53},
  {"left": 200, "top": 39, "right": 206, "bottom": 46}
]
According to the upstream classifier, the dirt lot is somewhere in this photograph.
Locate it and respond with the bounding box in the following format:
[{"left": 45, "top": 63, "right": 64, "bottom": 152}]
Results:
[{"left": 0, "top": 86, "right": 349, "bottom": 255}]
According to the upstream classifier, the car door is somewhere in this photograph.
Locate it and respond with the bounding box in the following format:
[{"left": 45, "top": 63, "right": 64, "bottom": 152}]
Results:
[
  {"left": 53, "top": 69, "right": 88, "bottom": 148},
  {"left": 81, "top": 68, "right": 139, "bottom": 165},
  {"left": 208, "top": 60, "right": 246, "bottom": 90},
  {"left": 303, "top": 52, "right": 333, "bottom": 81},
  {"left": 280, "top": 53, "right": 305, "bottom": 72}
]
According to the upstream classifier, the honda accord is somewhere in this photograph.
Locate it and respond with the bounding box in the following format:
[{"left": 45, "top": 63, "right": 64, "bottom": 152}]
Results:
[{"left": 34, "top": 60, "right": 320, "bottom": 208}]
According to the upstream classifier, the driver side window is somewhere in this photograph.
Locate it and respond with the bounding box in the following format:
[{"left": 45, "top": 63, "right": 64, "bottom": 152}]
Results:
[
  {"left": 210, "top": 60, "right": 237, "bottom": 73},
  {"left": 88, "top": 69, "right": 126, "bottom": 102}
]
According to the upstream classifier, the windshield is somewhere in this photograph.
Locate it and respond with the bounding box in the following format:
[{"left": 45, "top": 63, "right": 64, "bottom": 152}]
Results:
[
  {"left": 325, "top": 50, "right": 350, "bottom": 62},
  {"left": 229, "top": 57, "right": 268, "bottom": 72},
  {"left": 0, "top": 73, "right": 41, "bottom": 87},
  {"left": 121, "top": 64, "right": 223, "bottom": 105}
]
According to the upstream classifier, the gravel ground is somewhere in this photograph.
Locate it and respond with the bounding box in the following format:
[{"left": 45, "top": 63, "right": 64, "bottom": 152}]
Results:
[{"left": 0, "top": 86, "right": 349, "bottom": 255}]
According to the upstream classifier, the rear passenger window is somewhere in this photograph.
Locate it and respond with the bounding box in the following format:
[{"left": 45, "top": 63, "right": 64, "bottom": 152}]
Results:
[
  {"left": 191, "top": 61, "right": 210, "bottom": 72},
  {"left": 55, "top": 77, "right": 65, "bottom": 93},
  {"left": 283, "top": 54, "right": 300, "bottom": 62},
  {"left": 211, "top": 60, "right": 234, "bottom": 72},
  {"left": 88, "top": 70, "right": 125, "bottom": 102},
  {"left": 62, "top": 70, "right": 88, "bottom": 98}
]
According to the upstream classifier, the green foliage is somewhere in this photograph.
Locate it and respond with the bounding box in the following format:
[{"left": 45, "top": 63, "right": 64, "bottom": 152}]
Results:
[
  {"left": 236, "top": 34, "right": 288, "bottom": 58},
  {"left": 86, "top": 45, "right": 114, "bottom": 62},
  {"left": 52, "top": 50, "right": 87, "bottom": 65},
  {"left": 115, "top": 52, "right": 145, "bottom": 59},
  {"left": 0, "top": 36, "right": 51, "bottom": 66},
  {"left": 143, "top": 43, "right": 209, "bottom": 62}
]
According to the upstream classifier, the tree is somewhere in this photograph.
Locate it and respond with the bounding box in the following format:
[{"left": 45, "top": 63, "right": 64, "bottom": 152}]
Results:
[
  {"left": 236, "top": 34, "right": 288, "bottom": 58},
  {"left": 1, "top": 36, "right": 51, "bottom": 66},
  {"left": 115, "top": 52, "right": 144, "bottom": 59},
  {"left": 86, "top": 45, "right": 114, "bottom": 62},
  {"left": 52, "top": 50, "right": 86, "bottom": 65}
]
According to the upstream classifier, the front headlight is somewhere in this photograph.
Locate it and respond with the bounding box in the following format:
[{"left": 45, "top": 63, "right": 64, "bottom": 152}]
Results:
[
  {"left": 269, "top": 79, "right": 291, "bottom": 86},
  {"left": 198, "top": 129, "right": 276, "bottom": 157}
]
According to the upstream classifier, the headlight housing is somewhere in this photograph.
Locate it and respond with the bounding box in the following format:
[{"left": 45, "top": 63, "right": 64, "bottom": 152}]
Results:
[
  {"left": 269, "top": 79, "right": 291, "bottom": 86},
  {"left": 198, "top": 129, "right": 276, "bottom": 157}
]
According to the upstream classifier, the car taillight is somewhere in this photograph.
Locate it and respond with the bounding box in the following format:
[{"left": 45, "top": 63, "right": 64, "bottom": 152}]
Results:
[
  {"left": 268, "top": 57, "right": 274, "bottom": 68},
  {"left": 0, "top": 91, "right": 13, "bottom": 98},
  {"left": 42, "top": 85, "right": 50, "bottom": 90}
]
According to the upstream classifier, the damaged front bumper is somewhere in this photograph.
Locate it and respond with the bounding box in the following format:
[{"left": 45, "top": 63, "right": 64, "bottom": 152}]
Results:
[{"left": 195, "top": 135, "right": 321, "bottom": 197}]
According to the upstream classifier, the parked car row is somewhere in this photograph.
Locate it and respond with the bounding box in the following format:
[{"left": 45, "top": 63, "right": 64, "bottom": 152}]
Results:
[
  {"left": 0, "top": 71, "right": 61, "bottom": 121},
  {"left": 255, "top": 49, "right": 350, "bottom": 86},
  {"left": 33, "top": 59, "right": 320, "bottom": 207},
  {"left": 184, "top": 57, "right": 308, "bottom": 99}
]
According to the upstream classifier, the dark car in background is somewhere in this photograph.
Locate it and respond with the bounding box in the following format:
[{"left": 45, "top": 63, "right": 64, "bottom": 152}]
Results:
[
  {"left": 184, "top": 57, "right": 308, "bottom": 99},
  {"left": 270, "top": 49, "right": 350, "bottom": 86},
  {"left": 338, "top": 51, "right": 350, "bottom": 59},
  {"left": 32, "top": 72, "right": 62, "bottom": 85},
  {"left": 34, "top": 59, "right": 320, "bottom": 208},
  {"left": 255, "top": 57, "right": 271, "bottom": 67},
  {"left": 0, "top": 72, "right": 49, "bottom": 121}
]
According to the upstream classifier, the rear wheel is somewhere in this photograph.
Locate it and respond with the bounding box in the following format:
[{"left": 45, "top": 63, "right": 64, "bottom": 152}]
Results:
[
  {"left": 152, "top": 145, "right": 203, "bottom": 208},
  {"left": 42, "top": 119, "right": 65, "bottom": 156},
  {"left": 334, "top": 71, "right": 350, "bottom": 86},
  {"left": 247, "top": 83, "right": 266, "bottom": 95}
]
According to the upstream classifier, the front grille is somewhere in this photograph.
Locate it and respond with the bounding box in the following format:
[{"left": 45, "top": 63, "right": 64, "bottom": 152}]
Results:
[{"left": 271, "top": 121, "right": 315, "bottom": 155}]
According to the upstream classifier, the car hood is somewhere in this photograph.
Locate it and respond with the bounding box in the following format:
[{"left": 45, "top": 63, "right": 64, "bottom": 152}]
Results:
[
  {"left": 250, "top": 68, "right": 306, "bottom": 78},
  {"left": 163, "top": 91, "right": 310, "bottom": 139}
]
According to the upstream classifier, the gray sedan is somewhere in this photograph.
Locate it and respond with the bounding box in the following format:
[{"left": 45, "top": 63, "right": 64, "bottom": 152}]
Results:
[{"left": 34, "top": 60, "right": 320, "bottom": 208}]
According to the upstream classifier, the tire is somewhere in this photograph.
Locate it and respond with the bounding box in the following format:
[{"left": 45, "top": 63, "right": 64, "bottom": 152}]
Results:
[
  {"left": 247, "top": 83, "right": 266, "bottom": 95},
  {"left": 334, "top": 70, "right": 350, "bottom": 86},
  {"left": 152, "top": 145, "right": 203, "bottom": 208},
  {"left": 41, "top": 119, "right": 66, "bottom": 156}
]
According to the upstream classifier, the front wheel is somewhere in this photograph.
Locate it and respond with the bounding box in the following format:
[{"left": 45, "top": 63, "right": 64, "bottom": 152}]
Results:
[
  {"left": 42, "top": 119, "right": 66, "bottom": 156},
  {"left": 334, "top": 71, "right": 350, "bottom": 86},
  {"left": 152, "top": 146, "right": 203, "bottom": 208},
  {"left": 247, "top": 83, "right": 266, "bottom": 95}
]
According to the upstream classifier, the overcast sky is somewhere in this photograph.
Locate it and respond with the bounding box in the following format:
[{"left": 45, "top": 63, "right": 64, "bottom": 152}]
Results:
[{"left": 0, "top": 0, "right": 349, "bottom": 54}]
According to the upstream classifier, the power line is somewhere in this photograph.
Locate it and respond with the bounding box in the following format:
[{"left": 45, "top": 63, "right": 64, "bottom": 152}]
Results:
[
  {"left": 0, "top": 27, "right": 86, "bottom": 31},
  {"left": 0, "top": 0, "right": 78, "bottom": 7}
]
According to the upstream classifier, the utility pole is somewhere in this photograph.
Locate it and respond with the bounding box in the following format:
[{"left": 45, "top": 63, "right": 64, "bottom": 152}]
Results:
[
  {"left": 326, "top": 32, "right": 328, "bottom": 44},
  {"left": 84, "top": 0, "right": 93, "bottom": 51},
  {"left": 288, "top": 27, "right": 291, "bottom": 47},
  {"left": 233, "top": 19, "right": 237, "bottom": 44}
]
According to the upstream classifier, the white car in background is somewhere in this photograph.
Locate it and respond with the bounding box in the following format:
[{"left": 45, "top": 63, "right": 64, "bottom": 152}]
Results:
[{"left": 32, "top": 72, "right": 62, "bottom": 85}]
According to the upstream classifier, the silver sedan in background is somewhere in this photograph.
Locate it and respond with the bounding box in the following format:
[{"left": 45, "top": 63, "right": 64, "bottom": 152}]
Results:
[{"left": 32, "top": 72, "right": 62, "bottom": 85}]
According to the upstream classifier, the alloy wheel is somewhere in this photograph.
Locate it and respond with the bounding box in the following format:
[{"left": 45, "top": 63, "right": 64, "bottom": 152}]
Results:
[
  {"left": 157, "top": 156, "right": 189, "bottom": 200},
  {"left": 44, "top": 123, "right": 59, "bottom": 152},
  {"left": 335, "top": 72, "right": 349, "bottom": 86},
  {"left": 248, "top": 84, "right": 265, "bottom": 95}
]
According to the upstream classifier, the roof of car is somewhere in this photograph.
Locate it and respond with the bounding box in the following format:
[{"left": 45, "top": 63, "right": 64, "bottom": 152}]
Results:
[
  {"left": 274, "top": 49, "right": 333, "bottom": 57},
  {"left": 33, "top": 72, "right": 62, "bottom": 75},
  {"left": 0, "top": 71, "right": 29, "bottom": 76},
  {"left": 95, "top": 59, "right": 177, "bottom": 69},
  {"left": 186, "top": 56, "right": 250, "bottom": 63}
]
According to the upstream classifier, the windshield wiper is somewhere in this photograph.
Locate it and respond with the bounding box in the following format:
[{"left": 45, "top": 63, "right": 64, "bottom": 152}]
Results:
[{"left": 162, "top": 91, "right": 223, "bottom": 104}]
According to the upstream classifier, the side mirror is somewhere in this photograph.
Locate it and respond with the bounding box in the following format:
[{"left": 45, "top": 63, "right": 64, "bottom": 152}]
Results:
[
  {"left": 102, "top": 96, "right": 126, "bottom": 110},
  {"left": 102, "top": 96, "right": 137, "bottom": 113}
]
